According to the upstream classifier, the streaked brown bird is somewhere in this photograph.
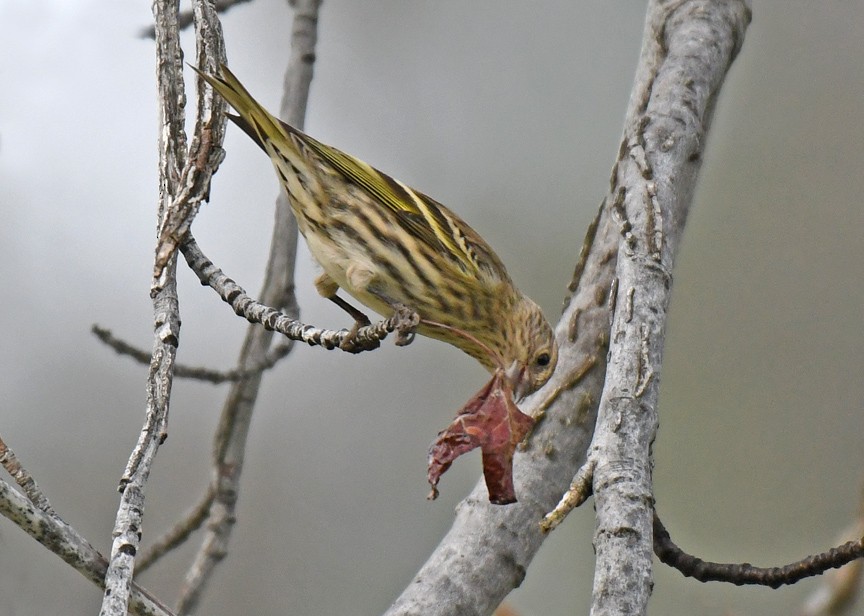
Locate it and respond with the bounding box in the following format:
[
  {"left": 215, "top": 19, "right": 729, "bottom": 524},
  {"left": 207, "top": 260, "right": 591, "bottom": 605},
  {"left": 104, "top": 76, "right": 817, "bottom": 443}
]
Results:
[{"left": 197, "top": 64, "right": 558, "bottom": 401}]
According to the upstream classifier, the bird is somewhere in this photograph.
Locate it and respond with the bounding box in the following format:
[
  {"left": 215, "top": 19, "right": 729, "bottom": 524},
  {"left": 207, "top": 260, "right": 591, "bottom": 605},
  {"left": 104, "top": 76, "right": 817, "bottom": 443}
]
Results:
[{"left": 196, "top": 64, "right": 557, "bottom": 403}]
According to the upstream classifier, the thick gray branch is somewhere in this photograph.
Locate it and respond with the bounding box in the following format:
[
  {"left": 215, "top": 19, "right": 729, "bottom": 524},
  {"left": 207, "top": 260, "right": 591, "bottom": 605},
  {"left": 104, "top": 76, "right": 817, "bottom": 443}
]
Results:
[
  {"left": 385, "top": 2, "right": 750, "bottom": 615},
  {"left": 589, "top": 2, "right": 750, "bottom": 615},
  {"left": 384, "top": 206, "right": 618, "bottom": 615}
]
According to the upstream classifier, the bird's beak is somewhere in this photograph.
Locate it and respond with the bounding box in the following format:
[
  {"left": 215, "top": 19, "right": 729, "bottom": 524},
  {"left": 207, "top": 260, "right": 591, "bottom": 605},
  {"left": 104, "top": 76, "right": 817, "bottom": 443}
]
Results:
[{"left": 505, "top": 360, "right": 528, "bottom": 401}]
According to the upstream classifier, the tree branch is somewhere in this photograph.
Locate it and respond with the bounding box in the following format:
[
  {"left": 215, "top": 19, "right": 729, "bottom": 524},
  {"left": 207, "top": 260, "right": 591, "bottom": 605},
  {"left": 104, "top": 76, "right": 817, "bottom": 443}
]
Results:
[
  {"left": 173, "top": 1, "right": 322, "bottom": 612},
  {"left": 0, "top": 438, "right": 174, "bottom": 616},
  {"left": 152, "top": 0, "right": 228, "bottom": 283},
  {"left": 100, "top": 1, "right": 227, "bottom": 614},
  {"left": 0, "top": 433, "right": 55, "bottom": 516},
  {"left": 384, "top": 201, "right": 617, "bottom": 615},
  {"left": 92, "top": 324, "right": 295, "bottom": 383},
  {"left": 385, "top": 2, "right": 751, "bottom": 614},
  {"left": 139, "top": 0, "right": 252, "bottom": 39},
  {"left": 180, "top": 233, "right": 417, "bottom": 353},
  {"left": 583, "top": 2, "right": 749, "bottom": 614},
  {"left": 137, "top": 487, "right": 216, "bottom": 573},
  {"left": 654, "top": 512, "right": 864, "bottom": 588}
]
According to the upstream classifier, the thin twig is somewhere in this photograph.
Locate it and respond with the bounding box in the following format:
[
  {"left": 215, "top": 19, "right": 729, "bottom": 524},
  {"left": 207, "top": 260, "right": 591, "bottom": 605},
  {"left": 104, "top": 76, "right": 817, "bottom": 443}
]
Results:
[
  {"left": 181, "top": 233, "right": 418, "bottom": 353},
  {"left": 100, "top": 266, "right": 179, "bottom": 616},
  {"left": 174, "top": 1, "right": 322, "bottom": 611},
  {"left": 0, "top": 433, "right": 55, "bottom": 516},
  {"left": 137, "top": 487, "right": 216, "bottom": 573},
  {"left": 91, "top": 324, "right": 294, "bottom": 383},
  {"left": 654, "top": 512, "right": 864, "bottom": 588},
  {"left": 139, "top": 0, "right": 252, "bottom": 39},
  {"left": 151, "top": 0, "right": 228, "bottom": 284},
  {"left": 100, "top": 0, "right": 226, "bottom": 613},
  {"left": 540, "top": 459, "right": 595, "bottom": 533}
]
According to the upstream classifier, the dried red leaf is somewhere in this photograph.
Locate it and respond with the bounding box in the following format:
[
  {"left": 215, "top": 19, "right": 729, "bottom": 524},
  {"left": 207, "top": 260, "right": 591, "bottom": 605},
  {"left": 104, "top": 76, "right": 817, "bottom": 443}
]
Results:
[{"left": 427, "top": 370, "right": 534, "bottom": 505}]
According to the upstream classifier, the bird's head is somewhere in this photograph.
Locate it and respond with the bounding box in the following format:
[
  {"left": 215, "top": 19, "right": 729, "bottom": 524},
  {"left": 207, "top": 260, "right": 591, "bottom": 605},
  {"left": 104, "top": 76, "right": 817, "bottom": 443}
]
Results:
[
  {"left": 421, "top": 294, "right": 557, "bottom": 401},
  {"left": 499, "top": 295, "right": 557, "bottom": 400}
]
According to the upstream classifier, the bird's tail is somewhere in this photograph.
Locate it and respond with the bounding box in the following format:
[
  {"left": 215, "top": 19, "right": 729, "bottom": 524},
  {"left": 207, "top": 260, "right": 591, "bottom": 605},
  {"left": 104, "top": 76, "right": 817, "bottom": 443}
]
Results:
[
  {"left": 193, "top": 63, "right": 295, "bottom": 153},
  {"left": 193, "top": 63, "right": 331, "bottom": 215}
]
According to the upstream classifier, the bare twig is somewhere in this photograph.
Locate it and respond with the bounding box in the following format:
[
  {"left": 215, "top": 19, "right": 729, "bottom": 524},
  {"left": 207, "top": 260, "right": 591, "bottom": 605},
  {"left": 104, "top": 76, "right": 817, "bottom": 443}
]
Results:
[
  {"left": 100, "top": 1, "right": 227, "bottom": 614},
  {"left": 91, "top": 325, "right": 158, "bottom": 364},
  {"left": 0, "top": 433, "right": 55, "bottom": 516},
  {"left": 91, "top": 324, "right": 294, "bottom": 383},
  {"left": 566, "top": 3, "right": 751, "bottom": 614},
  {"left": 151, "top": 0, "right": 228, "bottom": 284},
  {"left": 0, "top": 478, "right": 174, "bottom": 616},
  {"left": 139, "top": 0, "right": 252, "bottom": 39},
  {"left": 137, "top": 487, "right": 216, "bottom": 573},
  {"left": 174, "top": 1, "right": 322, "bottom": 612},
  {"left": 539, "top": 459, "right": 595, "bottom": 533},
  {"left": 100, "top": 267, "right": 180, "bottom": 616},
  {"left": 654, "top": 512, "right": 864, "bottom": 588},
  {"left": 181, "top": 233, "right": 417, "bottom": 353}
]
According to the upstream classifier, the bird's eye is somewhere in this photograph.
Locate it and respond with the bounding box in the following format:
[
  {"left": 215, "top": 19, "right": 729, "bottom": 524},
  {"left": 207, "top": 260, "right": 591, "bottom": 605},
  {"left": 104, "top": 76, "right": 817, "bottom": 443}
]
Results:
[{"left": 535, "top": 352, "right": 551, "bottom": 367}]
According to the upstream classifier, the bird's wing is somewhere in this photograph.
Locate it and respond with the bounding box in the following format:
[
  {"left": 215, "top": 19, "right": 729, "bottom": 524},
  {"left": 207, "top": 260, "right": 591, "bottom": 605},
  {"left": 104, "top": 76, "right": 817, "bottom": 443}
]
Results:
[
  {"left": 200, "top": 64, "right": 510, "bottom": 282},
  {"left": 295, "top": 128, "right": 510, "bottom": 281}
]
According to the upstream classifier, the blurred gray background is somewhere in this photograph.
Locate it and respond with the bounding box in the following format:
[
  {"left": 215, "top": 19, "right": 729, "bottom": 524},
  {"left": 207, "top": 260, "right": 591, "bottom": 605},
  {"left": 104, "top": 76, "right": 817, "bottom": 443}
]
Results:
[{"left": 1, "top": 1, "right": 863, "bottom": 615}]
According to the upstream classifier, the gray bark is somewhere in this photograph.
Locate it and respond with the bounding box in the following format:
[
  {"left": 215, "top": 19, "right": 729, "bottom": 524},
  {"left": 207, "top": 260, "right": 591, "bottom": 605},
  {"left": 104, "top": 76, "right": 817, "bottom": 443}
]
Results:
[{"left": 384, "top": 2, "right": 751, "bottom": 615}]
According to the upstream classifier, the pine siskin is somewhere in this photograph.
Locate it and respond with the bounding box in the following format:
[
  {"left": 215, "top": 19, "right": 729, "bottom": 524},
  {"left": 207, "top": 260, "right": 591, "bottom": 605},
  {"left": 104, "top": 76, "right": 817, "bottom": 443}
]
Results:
[{"left": 197, "top": 65, "right": 558, "bottom": 502}]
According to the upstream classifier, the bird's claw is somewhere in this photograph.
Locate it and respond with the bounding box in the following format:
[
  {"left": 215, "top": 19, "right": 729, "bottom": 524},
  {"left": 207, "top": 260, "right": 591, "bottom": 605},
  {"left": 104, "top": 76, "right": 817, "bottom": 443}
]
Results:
[
  {"left": 339, "top": 315, "right": 376, "bottom": 352},
  {"left": 391, "top": 304, "right": 420, "bottom": 347}
]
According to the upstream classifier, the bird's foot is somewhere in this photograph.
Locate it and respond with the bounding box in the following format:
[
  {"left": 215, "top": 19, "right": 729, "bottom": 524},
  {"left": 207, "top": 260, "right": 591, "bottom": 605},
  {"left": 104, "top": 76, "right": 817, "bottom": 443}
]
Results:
[
  {"left": 339, "top": 313, "right": 376, "bottom": 352},
  {"left": 390, "top": 304, "right": 420, "bottom": 346}
]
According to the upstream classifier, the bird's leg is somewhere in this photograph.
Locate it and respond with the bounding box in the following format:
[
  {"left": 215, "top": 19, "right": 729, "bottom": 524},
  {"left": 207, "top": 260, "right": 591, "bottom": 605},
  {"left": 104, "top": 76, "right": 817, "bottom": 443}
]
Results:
[
  {"left": 342, "top": 266, "right": 421, "bottom": 346},
  {"left": 314, "top": 271, "right": 421, "bottom": 350},
  {"left": 327, "top": 294, "right": 372, "bottom": 328},
  {"left": 314, "top": 272, "right": 372, "bottom": 350},
  {"left": 355, "top": 280, "right": 420, "bottom": 347},
  {"left": 330, "top": 295, "right": 372, "bottom": 338}
]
